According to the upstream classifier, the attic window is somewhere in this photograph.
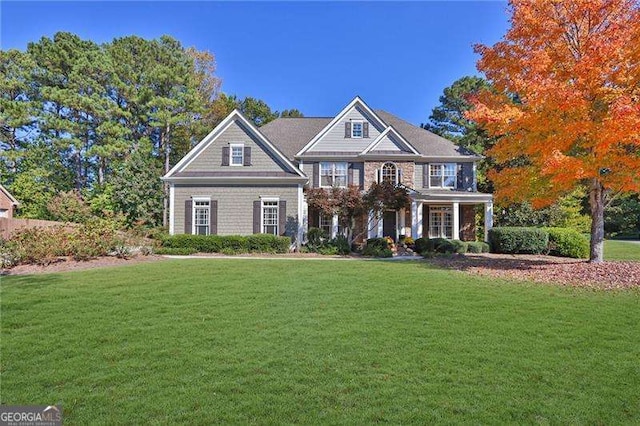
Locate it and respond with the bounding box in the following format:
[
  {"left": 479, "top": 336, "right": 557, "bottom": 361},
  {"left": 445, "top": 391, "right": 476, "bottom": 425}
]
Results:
[
  {"left": 351, "top": 121, "right": 363, "bottom": 138},
  {"left": 230, "top": 144, "right": 244, "bottom": 166}
]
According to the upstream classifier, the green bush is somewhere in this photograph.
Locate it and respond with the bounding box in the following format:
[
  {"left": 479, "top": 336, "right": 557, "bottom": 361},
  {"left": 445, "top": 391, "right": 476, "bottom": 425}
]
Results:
[
  {"left": 544, "top": 227, "right": 589, "bottom": 258},
  {"left": 414, "top": 238, "right": 429, "bottom": 255},
  {"left": 467, "top": 241, "right": 490, "bottom": 253},
  {"left": 362, "top": 238, "right": 392, "bottom": 258},
  {"left": 306, "top": 227, "right": 328, "bottom": 251},
  {"left": 161, "top": 234, "right": 290, "bottom": 254},
  {"left": 154, "top": 247, "right": 198, "bottom": 255},
  {"left": 451, "top": 240, "right": 468, "bottom": 254},
  {"left": 488, "top": 227, "right": 549, "bottom": 254}
]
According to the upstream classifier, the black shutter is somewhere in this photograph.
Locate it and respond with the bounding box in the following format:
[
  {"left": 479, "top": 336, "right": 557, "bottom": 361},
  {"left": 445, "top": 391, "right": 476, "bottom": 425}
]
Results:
[
  {"left": 210, "top": 200, "right": 218, "bottom": 235},
  {"left": 184, "top": 199, "right": 192, "bottom": 234},
  {"left": 348, "top": 163, "right": 354, "bottom": 186},
  {"left": 345, "top": 122, "right": 351, "bottom": 138},
  {"left": 253, "top": 200, "right": 261, "bottom": 234},
  {"left": 221, "top": 146, "right": 230, "bottom": 166},
  {"left": 456, "top": 163, "right": 463, "bottom": 189},
  {"left": 279, "top": 201, "right": 286, "bottom": 236},
  {"left": 313, "top": 162, "right": 320, "bottom": 187},
  {"left": 363, "top": 122, "right": 369, "bottom": 138},
  {"left": 243, "top": 147, "right": 251, "bottom": 166},
  {"left": 423, "top": 164, "right": 429, "bottom": 188},
  {"left": 376, "top": 169, "right": 380, "bottom": 183}
]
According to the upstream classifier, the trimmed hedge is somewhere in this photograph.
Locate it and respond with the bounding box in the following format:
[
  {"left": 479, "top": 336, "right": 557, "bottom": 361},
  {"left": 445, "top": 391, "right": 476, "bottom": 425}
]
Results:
[
  {"left": 161, "top": 234, "right": 291, "bottom": 254},
  {"left": 154, "top": 247, "right": 199, "bottom": 255},
  {"left": 414, "top": 238, "right": 429, "bottom": 255},
  {"left": 467, "top": 241, "right": 491, "bottom": 253},
  {"left": 488, "top": 227, "right": 549, "bottom": 254},
  {"left": 544, "top": 227, "right": 589, "bottom": 259},
  {"left": 363, "top": 238, "right": 393, "bottom": 258}
]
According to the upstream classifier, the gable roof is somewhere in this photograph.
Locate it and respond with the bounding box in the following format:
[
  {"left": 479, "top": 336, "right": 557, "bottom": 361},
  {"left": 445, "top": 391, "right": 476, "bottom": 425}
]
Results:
[
  {"left": 295, "top": 96, "right": 389, "bottom": 157},
  {"left": 164, "top": 109, "right": 305, "bottom": 179},
  {"left": 361, "top": 126, "right": 420, "bottom": 155},
  {"left": 0, "top": 185, "right": 19, "bottom": 205},
  {"left": 259, "top": 117, "right": 331, "bottom": 160},
  {"left": 374, "top": 110, "right": 479, "bottom": 158}
]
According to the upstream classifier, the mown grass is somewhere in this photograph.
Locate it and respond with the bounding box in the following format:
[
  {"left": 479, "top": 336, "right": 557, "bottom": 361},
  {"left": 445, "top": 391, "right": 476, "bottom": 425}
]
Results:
[
  {"left": 1, "top": 260, "right": 638, "bottom": 424},
  {"left": 605, "top": 239, "right": 640, "bottom": 261}
]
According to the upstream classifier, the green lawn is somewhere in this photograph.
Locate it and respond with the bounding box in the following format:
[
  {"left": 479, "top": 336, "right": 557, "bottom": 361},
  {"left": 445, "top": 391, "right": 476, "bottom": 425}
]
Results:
[
  {"left": 605, "top": 239, "right": 640, "bottom": 261},
  {"left": 1, "top": 260, "right": 639, "bottom": 424}
]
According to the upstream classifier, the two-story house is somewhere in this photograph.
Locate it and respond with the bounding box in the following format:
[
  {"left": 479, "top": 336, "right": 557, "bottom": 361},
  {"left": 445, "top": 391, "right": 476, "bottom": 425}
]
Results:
[{"left": 163, "top": 96, "right": 493, "bottom": 246}]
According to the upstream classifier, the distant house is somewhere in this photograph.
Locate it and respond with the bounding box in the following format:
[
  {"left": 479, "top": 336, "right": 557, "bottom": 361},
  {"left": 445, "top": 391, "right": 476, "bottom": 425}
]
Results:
[
  {"left": 163, "top": 96, "right": 493, "bottom": 245},
  {"left": 0, "top": 185, "right": 19, "bottom": 218}
]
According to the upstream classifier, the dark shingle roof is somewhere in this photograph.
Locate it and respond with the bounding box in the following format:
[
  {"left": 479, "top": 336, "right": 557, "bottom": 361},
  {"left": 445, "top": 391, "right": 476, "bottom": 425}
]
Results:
[
  {"left": 373, "top": 110, "right": 477, "bottom": 158},
  {"left": 259, "top": 117, "right": 331, "bottom": 160},
  {"left": 258, "top": 110, "right": 477, "bottom": 160}
]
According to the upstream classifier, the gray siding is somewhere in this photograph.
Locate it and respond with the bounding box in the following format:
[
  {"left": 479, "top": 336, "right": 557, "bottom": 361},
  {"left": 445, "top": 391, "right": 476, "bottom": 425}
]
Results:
[
  {"left": 184, "top": 119, "right": 288, "bottom": 173},
  {"left": 369, "top": 133, "right": 408, "bottom": 153},
  {"left": 416, "top": 162, "right": 475, "bottom": 191},
  {"left": 308, "top": 106, "right": 384, "bottom": 153},
  {"left": 174, "top": 184, "right": 299, "bottom": 236}
]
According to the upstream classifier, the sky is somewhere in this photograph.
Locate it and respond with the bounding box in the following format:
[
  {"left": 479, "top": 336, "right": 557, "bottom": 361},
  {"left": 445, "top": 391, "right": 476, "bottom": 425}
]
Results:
[{"left": 1, "top": 1, "right": 510, "bottom": 125}]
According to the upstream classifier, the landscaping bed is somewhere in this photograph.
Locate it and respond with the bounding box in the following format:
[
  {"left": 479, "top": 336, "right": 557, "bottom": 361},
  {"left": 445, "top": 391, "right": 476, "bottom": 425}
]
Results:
[
  {"left": 1, "top": 255, "right": 166, "bottom": 276},
  {"left": 425, "top": 253, "right": 640, "bottom": 290}
]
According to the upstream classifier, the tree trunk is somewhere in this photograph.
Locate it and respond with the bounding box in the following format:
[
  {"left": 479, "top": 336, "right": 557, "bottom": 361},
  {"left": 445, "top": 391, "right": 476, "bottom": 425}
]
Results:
[
  {"left": 162, "top": 123, "right": 171, "bottom": 228},
  {"left": 589, "top": 178, "right": 605, "bottom": 263}
]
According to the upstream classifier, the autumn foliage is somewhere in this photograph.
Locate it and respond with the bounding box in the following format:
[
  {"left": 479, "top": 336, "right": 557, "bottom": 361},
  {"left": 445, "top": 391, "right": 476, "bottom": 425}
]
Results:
[{"left": 467, "top": 0, "right": 640, "bottom": 261}]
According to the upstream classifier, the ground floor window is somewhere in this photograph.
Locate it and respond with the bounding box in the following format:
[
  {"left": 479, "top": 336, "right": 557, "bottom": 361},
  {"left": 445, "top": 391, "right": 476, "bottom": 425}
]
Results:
[
  {"left": 262, "top": 200, "right": 279, "bottom": 235},
  {"left": 429, "top": 206, "right": 452, "bottom": 239},
  {"left": 193, "top": 199, "right": 210, "bottom": 235},
  {"left": 319, "top": 213, "right": 332, "bottom": 236}
]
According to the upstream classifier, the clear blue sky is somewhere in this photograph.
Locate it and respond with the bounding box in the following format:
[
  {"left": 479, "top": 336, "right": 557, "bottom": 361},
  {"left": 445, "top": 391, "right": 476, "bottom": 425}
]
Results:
[{"left": 1, "top": 1, "right": 509, "bottom": 125}]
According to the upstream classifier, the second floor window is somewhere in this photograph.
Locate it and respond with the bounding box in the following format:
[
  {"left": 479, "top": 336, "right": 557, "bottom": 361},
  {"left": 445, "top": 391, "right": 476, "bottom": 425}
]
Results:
[
  {"left": 429, "top": 163, "right": 456, "bottom": 188},
  {"left": 230, "top": 144, "right": 244, "bottom": 166},
  {"left": 320, "top": 162, "right": 347, "bottom": 187},
  {"left": 381, "top": 163, "right": 398, "bottom": 185},
  {"left": 351, "top": 121, "right": 363, "bottom": 138}
]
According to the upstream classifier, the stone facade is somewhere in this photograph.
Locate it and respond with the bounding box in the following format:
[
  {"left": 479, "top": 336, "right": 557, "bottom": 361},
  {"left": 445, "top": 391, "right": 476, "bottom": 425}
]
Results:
[{"left": 363, "top": 161, "right": 415, "bottom": 190}]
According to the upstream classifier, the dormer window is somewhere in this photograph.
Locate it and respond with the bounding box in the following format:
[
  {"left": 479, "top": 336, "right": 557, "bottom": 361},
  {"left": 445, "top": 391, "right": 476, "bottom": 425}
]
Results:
[{"left": 351, "top": 121, "right": 363, "bottom": 138}]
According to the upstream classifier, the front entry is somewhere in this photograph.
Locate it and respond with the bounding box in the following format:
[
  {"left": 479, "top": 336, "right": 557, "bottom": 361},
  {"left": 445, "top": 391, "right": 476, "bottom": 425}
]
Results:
[{"left": 382, "top": 210, "right": 397, "bottom": 241}]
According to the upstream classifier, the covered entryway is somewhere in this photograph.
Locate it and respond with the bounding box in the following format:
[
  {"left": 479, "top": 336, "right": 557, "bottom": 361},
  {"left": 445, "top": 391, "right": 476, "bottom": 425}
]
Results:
[{"left": 382, "top": 210, "right": 397, "bottom": 241}]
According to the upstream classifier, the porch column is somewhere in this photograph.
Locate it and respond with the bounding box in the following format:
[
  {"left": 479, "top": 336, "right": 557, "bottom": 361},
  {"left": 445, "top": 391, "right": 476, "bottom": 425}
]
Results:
[
  {"left": 399, "top": 208, "right": 406, "bottom": 237},
  {"left": 411, "top": 201, "right": 423, "bottom": 239},
  {"left": 377, "top": 212, "right": 383, "bottom": 237},
  {"left": 331, "top": 214, "right": 339, "bottom": 239},
  {"left": 367, "top": 211, "right": 375, "bottom": 239},
  {"left": 452, "top": 202, "right": 460, "bottom": 240},
  {"left": 484, "top": 200, "right": 494, "bottom": 241}
]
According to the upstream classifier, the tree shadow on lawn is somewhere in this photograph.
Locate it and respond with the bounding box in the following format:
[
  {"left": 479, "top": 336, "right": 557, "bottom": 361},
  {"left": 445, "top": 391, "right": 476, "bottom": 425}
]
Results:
[{"left": 420, "top": 253, "right": 584, "bottom": 273}]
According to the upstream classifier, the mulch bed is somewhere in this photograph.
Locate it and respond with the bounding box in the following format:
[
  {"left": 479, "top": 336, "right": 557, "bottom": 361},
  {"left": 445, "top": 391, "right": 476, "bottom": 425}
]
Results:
[
  {"left": 424, "top": 253, "right": 640, "bottom": 290},
  {"left": 1, "top": 255, "right": 166, "bottom": 276}
]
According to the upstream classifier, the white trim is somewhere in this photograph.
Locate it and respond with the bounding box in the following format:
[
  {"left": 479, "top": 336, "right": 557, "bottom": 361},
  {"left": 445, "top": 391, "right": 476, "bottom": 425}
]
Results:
[
  {"left": 164, "top": 110, "right": 305, "bottom": 178},
  {"left": 380, "top": 162, "right": 399, "bottom": 185},
  {"left": 484, "top": 200, "right": 493, "bottom": 241},
  {"left": 192, "top": 197, "right": 211, "bottom": 236},
  {"left": 351, "top": 119, "right": 364, "bottom": 138},
  {"left": 169, "top": 185, "right": 175, "bottom": 235},
  {"left": 229, "top": 143, "right": 244, "bottom": 166},
  {"left": 295, "top": 96, "right": 388, "bottom": 156},
  {"left": 452, "top": 201, "right": 460, "bottom": 240},
  {"left": 427, "top": 163, "right": 457, "bottom": 189},
  {"left": 297, "top": 184, "right": 304, "bottom": 249},
  {"left": 260, "top": 197, "right": 280, "bottom": 236},
  {"left": 361, "top": 126, "right": 420, "bottom": 155}
]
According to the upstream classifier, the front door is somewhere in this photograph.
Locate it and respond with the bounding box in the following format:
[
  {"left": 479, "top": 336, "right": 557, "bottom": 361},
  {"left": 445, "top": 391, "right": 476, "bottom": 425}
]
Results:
[{"left": 382, "top": 210, "right": 397, "bottom": 241}]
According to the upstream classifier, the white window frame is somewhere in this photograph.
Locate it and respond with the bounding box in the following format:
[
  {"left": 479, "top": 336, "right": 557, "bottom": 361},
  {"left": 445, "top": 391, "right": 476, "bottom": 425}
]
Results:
[
  {"left": 380, "top": 162, "right": 398, "bottom": 185},
  {"left": 320, "top": 162, "right": 348, "bottom": 188},
  {"left": 429, "top": 206, "right": 453, "bottom": 239},
  {"left": 261, "top": 197, "right": 279, "bottom": 235},
  {"left": 319, "top": 213, "right": 332, "bottom": 237},
  {"left": 429, "top": 163, "right": 457, "bottom": 189},
  {"left": 192, "top": 197, "right": 211, "bottom": 235},
  {"left": 229, "top": 143, "right": 244, "bottom": 167},
  {"left": 351, "top": 120, "right": 363, "bottom": 138}
]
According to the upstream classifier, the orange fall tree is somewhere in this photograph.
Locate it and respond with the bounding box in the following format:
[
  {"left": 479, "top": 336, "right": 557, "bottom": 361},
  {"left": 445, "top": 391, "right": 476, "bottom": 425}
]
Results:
[{"left": 467, "top": 0, "right": 640, "bottom": 262}]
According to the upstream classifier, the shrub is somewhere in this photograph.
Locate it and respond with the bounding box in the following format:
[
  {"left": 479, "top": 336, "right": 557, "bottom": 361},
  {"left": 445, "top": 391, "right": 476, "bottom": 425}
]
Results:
[
  {"left": 414, "top": 238, "right": 429, "bottom": 254},
  {"left": 154, "top": 247, "right": 198, "bottom": 255},
  {"left": 161, "top": 234, "right": 290, "bottom": 254},
  {"left": 488, "top": 227, "right": 549, "bottom": 254},
  {"left": 467, "top": 241, "right": 490, "bottom": 253},
  {"left": 331, "top": 236, "right": 351, "bottom": 255},
  {"left": 401, "top": 236, "right": 415, "bottom": 246},
  {"left": 306, "top": 227, "right": 328, "bottom": 251},
  {"left": 451, "top": 240, "right": 469, "bottom": 254},
  {"left": 427, "top": 238, "right": 454, "bottom": 254},
  {"left": 544, "top": 227, "right": 589, "bottom": 258},
  {"left": 363, "top": 238, "right": 393, "bottom": 257}
]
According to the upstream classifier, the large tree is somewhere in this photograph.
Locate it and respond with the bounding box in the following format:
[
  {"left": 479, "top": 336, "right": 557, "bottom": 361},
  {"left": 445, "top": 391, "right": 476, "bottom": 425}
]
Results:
[{"left": 467, "top": 0, "right": 640, "bottom": 262}]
